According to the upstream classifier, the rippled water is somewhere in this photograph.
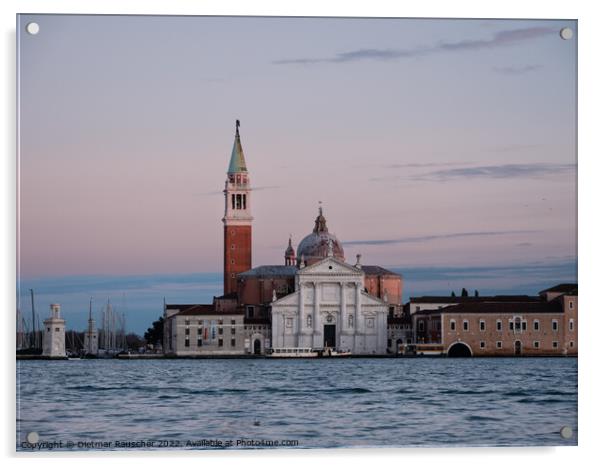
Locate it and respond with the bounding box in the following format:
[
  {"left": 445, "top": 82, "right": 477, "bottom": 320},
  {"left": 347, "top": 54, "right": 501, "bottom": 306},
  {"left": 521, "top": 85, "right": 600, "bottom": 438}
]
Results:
[{"left": 16, "top": 358, "right": 577, "bottom": 450}]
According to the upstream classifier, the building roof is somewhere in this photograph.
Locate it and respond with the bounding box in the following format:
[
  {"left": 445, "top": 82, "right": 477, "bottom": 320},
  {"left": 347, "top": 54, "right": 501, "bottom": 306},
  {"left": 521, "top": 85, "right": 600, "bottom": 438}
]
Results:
[
  {"left": 165, "top": 304, "right": 244, "bottom": 316},
  {"left": 238, "top": 265, "right": 297, "bottom": 278},
  {"left": 361, "top": 265, "right": 401, "bottom": 277},
  {"left": 410, "top": 295, "right": 541, "bottom": 304},
  {"left": 414, "top": 300, "right": 563, "bottom": 315},
  {"left": 540, "top": 283, "right": 578, "bottom": 294},
  {"left": 228, "top": 124, "right": 247, "bottom": 173},
  {"left": 215, "top": 292, "right": 238, "bottom": 300}
]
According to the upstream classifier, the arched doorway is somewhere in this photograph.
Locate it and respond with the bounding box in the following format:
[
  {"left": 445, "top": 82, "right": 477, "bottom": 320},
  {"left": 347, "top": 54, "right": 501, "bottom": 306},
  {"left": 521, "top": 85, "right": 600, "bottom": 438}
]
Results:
[
  {"left": 514, "top": 340, "right": 522, "bottom": 356},
  {"left": 253, "top": 339, "right": 261, "bottom": 355},
  {"left": 447, "top": 342, "right": 472, "bottom": 357}
]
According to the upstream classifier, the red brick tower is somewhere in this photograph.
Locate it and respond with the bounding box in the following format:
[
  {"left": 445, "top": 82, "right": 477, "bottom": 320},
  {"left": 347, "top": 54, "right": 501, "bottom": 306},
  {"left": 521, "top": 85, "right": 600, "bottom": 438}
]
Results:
[{"left": 222, "top": 120, "right": 253, "bottom": 295}]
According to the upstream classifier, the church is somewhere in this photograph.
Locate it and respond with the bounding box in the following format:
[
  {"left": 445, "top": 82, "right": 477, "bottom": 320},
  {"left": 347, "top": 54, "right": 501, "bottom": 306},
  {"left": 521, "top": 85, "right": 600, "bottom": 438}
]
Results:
[{"left": 163, "top": 122, "right": 404, "bottom": 356}]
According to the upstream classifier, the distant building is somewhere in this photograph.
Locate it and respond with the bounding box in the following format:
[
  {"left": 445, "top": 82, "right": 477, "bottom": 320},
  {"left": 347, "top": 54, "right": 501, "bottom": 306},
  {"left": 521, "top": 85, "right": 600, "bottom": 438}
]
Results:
[
  {"left": 83, "top": 307, "right": 98, "bottom": 356},
  {"left": 412, "top": 284, "right": 577, "bottom": 356},
  {"left": 42, "top": 304, "right": 66, "bottom": 358}
]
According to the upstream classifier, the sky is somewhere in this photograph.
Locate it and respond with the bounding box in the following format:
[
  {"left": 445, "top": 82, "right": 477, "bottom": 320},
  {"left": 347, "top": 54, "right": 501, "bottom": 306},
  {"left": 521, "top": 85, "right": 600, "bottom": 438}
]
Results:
[{"left": 17, "top": 15, "right": 577, "bottom": 333}]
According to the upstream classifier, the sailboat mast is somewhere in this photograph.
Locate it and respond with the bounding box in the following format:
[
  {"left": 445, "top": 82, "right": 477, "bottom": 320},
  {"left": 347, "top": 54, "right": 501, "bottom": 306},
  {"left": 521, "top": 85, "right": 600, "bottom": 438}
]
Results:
[{"left": 29, "top": 289, "right": 35, "bottom": 349}]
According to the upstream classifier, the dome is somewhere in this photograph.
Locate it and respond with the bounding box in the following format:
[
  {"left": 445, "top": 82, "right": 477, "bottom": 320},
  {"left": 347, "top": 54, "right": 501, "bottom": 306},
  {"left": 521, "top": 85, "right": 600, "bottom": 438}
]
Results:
[{"left": 297, "top": 207, "right": 344, "bottom": 266}]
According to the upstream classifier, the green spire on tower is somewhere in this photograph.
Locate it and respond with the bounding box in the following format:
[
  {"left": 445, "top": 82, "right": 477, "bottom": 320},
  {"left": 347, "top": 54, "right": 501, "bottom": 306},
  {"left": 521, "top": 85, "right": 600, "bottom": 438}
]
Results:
[{"left": 228, "top": 119, "right": 247, "bottom": 173}]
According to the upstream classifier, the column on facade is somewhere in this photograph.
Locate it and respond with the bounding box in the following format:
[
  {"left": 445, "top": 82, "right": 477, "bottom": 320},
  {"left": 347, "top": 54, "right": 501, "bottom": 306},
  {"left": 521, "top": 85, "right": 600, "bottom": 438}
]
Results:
[
  {"left": 340, "top": 281, "right": 347, "bottom": 333},
  {"left": 355, "top": 282, "right": 362, "bottom": 335},
  {"left": 313, "top": 282, "right": 319, "bottom": 348},
  {"left": 297, "top": 283, "right": 305, "bottom": 346}
]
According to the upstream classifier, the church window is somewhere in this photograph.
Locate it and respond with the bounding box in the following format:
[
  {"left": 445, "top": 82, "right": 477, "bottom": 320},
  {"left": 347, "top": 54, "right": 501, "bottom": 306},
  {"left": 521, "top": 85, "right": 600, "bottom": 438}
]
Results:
[
  {"left": 533, "top": 320, "right": 540, "bottom": 331},
  {"left": 242, "top": 194, "right": 246, "bottom": 209},
  {"left": 509, "top": 321, "right": 514, "bottom": 331},
  {"left": 496, "top": 320, "right": 502, "bottom": 331},
  {"left": 569, "top": 319, "right": 574, "bottom": 331},
  {"left": 47, "top": 327, "right": 50, "bottom": 332},
  {"left": 450, "top": 320, "right": 456, "bottom": 331},
  {"left": 236, "top": 194, "right": 242, "bottom": 209},
  {"left": 552, "top": 320, "right": 559, "bottom": 331},
  {"left": 418, "top": 320, "right": 425, "bottom": 332},
  {"left": 55, "top": 327, "right": 60, "bottom": 332},
  {"left": 218, "top": 339, "right": 223, "bottom": 347},
  {"left": 197, "top": 339, "right": 202, "bottom": 347},
  {"left": 231, "top": 194, "right": 235, "bottom": 209},
  {"left": 231, "top": 338, "right": 236, "bottom": 347},
  {"left": 521, "top": 321, "right": 527, "bottom": 331},
  {"left": 185, "top": 338, "right": 190, "bottom": 347},
  {"left": 285, "top": 318, "right": 292, "bottom": 328},
  {"left": 231, "top": 319, "right": 236, "bottom": 325},
  {"left": 552, "top": 341, "right": 558, "bottom": 348},
  {"left": 570, "top": 341, "right": 574, "bottom": 348},
  {"left": 218, "top": 327, "right": 223, "bottom": 335},
  {"left": 231, "top": 327, "right": 236, "bottom": 335},
  {"left": 534, "top": 341, "right": 540, "bottom": 349},
  {"left": 479, "top": 320, "right": 485, "bottom": 331},
  {"left": 307, "top": 315, "right": 312, "bottom": 328},
  {"left": 185, "top": 328, "right": 190, "bottom": 335},
  {"left": 569, "top": 301, "right": 574, "bottom": 310},
  {"left": 463, "top": 320, "right": 469, "bottom": 331},
  {"left": 366, "top": 318, "right": 374, "bottom": 328},
  {"left": 348, "top": 315, "right": 354, "bottom": 328},
  {"left": 496, "top": 341, "right": 502, "bottom": 349},
  {"left": 480, "top": 341, "right": 485, "bottom": 349}
]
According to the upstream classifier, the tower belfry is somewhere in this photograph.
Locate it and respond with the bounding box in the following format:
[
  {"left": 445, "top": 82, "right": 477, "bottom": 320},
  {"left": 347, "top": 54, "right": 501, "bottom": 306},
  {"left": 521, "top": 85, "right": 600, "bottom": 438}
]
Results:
[{"left": 222, "top": 120, "right": 253, "bottom": 295}]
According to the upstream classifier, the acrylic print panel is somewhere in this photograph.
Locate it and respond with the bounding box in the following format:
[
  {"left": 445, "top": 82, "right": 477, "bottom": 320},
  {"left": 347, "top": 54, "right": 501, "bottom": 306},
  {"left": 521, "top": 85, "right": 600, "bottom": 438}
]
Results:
[{"left": 16, "top": 14, "right": 577, "bottom": 451}]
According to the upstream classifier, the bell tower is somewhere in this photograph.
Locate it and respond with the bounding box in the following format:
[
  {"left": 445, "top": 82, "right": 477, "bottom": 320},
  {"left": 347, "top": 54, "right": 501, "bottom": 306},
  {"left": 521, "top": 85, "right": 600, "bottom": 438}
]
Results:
[{"left": 222, "top": 120, "right": 253, "bottom": 295}]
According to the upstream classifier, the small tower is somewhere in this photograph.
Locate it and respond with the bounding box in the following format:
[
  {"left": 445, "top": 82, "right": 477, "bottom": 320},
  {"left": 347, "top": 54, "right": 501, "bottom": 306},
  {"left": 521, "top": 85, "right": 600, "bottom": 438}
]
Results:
[
  {"left": 285, "top": 236, "right": 296, "bottom": 266},
  {"left": 42, "top": 304, "right": 66, "bottom": 358},
  {"left": 222, "top": 120, "right": 253, "bottom": 295},
  {"left": 83, "top": 299, "right": 98, "bottom": 356}
]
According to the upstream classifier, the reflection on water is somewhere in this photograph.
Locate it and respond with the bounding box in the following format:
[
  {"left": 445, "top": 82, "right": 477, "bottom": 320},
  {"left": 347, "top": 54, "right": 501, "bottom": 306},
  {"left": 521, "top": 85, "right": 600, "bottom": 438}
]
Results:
[{"left": 16, "top": 358, "right": 577, "bottom": 450}]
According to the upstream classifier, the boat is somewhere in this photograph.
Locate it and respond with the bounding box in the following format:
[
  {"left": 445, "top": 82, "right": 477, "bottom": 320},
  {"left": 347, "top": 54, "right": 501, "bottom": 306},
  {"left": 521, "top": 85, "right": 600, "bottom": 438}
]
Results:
[
  {"left": 268, "top": 347, "right": 319, "bottom": 358},
  {"left": 320, "top": 347, "right": 352, "bottom": 357}
]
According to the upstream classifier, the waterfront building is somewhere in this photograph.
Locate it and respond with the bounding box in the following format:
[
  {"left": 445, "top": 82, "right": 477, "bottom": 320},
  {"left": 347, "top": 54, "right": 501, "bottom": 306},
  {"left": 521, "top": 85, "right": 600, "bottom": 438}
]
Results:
[
  {"left": 42, "top": 304, "right": 66, "bottom": 358},
  {"left": 163, "top": 122, "right": 577, "bottom": 357},
  {"left": 412, "top": 284, "right": 577, "bottom": 356}
]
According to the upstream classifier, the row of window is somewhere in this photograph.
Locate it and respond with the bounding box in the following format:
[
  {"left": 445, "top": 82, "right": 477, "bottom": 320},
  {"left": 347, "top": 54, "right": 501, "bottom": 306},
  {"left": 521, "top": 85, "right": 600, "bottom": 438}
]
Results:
[
  {"left": 184, "top": 338, "right": 236, "bottom": 348},
  {"left": 184, "top": 319, "right": 237, "bottom": 326},
  {"left": 479, "top": 340, "right": 574, "bottom": 349},
  {"left": 185, "top": 327, "right": 236, "bottom": 335},
  {"left": 447, "top": 318, "right": 574, "bottom": 332}
]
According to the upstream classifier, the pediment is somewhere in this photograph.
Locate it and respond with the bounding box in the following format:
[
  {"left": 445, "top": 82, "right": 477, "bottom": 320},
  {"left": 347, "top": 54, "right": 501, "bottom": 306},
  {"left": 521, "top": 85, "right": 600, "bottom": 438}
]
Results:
[
  {"left": 271, "top": 290, "right": 299, "bottom": 306},
  {"left": 299, "top": 257, "right": 363, "bottom": 276}
]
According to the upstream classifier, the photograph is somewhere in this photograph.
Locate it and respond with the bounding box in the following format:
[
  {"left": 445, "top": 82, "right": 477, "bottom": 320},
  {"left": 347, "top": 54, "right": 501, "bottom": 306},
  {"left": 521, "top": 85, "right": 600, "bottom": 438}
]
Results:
[{"left": 16, "top": 14, "right": 577, "bottom": 451}]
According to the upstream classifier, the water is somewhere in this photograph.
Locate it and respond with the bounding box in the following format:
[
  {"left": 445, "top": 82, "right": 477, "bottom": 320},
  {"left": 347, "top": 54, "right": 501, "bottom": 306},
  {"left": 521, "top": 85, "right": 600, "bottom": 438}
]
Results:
[{"left": 16, "top": 358, "right": 577, "bottom": 450}]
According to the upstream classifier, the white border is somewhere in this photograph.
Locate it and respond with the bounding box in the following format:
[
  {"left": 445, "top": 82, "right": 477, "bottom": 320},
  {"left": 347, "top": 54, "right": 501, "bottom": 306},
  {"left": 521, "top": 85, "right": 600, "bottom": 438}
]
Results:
[{"left": 3, "top": 1, "right": 600, "bottom": 465}]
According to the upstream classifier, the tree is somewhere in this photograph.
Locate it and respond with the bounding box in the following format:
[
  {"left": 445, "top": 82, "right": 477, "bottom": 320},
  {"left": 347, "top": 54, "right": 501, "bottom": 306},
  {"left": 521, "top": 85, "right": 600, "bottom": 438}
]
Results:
[
  {"left": 126, "top": 333, "right": 145, "bottom": 351},
  {"left": 461, "top": 288, "right": 468, "bottom": 297},
  {"left": 144, "top": 316, "right": 164, "bottom": 347},
  {"left": 474, "top": 290, "right": 479, "bottom": 297},
  {"left": 451, "top": 291, "right": 456, "bottom": 297}
]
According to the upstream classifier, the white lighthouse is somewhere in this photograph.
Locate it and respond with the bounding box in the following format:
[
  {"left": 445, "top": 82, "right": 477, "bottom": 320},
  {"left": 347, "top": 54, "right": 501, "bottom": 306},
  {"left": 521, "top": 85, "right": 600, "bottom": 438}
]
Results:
[{"left": 42, "top": 304, "right": 66, "bottom": 358}]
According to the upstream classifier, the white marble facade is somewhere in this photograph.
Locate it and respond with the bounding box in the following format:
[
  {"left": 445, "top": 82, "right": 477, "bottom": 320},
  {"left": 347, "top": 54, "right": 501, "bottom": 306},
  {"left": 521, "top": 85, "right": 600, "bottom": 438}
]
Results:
[{"left": 271, "top": 256, "right": 388, "bottom": 355}]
